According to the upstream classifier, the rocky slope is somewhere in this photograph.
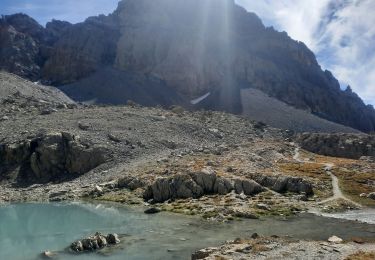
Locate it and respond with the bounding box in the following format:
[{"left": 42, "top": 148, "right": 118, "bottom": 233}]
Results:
[
  {"left": 240, "top": 88, "right": 360, "bottom": 133},
  {"left": 1, "top": 74, "right": 374, "bottom": 211},
  {"left": 192, "top": 235, "right": 375, "bottom": 260},
  {"left": 297, "top": 133, "right": 375, "bottom": 159},
  {"left": 1, "top": 0, "right": 375, "bottom": 132},
  {"left": 0, "top": 71, "right": 73, "bottom": 104}
]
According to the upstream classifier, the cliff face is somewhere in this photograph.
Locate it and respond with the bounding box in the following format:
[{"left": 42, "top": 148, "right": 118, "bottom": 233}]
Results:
[{"left": 1, "top": 0, "right": 375, "bottom": 132}]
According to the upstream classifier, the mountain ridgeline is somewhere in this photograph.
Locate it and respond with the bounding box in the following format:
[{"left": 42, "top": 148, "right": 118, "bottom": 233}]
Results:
[{"left": 1, "top": 0, "right": 374, "bottom": 132}]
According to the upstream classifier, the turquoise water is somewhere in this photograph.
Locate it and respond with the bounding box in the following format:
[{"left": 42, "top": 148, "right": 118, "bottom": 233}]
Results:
[{"left": 0, "top": 203, "right": 374, "bottom": 260}]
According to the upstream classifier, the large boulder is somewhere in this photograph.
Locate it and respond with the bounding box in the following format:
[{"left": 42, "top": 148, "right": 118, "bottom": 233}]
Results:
[
  {"left": 70, "top": 233, "right": 118, "bottom": 253},
  {"left": 143, "top": 174, "right": 204, "bottom": 203},
  {"left": 253, "top": 174, "right": 313, "bottom": 195},
  {"left": 234, "top": 179, "right": 264, "bottom": 196},
  {"left": 190, "top": 169, "right": 217, "bottom": 193},
  {"left": 213, "top": 177, "right": 234, "bottom": 195},
  {"left": 0, "top": 132, "right": 107, "bottom": 182}
]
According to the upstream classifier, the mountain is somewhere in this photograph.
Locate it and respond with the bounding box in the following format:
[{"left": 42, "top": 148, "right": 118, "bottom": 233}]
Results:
[{"left": 1, "top": 0, "right": 375, "bottom": 132}]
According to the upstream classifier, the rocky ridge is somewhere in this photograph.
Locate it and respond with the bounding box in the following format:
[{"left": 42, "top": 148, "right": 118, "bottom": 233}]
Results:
[
  {"left": 1, "top": 0, "right": 375, "bottom": 132},
  {"left": 297, "top": 133, "right": 375, "bottom": 159}
]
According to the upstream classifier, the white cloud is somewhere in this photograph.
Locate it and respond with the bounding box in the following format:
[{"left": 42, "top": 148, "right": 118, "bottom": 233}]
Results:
[{"left": 236, "top": 0, "right": 375, "bottom": 105}]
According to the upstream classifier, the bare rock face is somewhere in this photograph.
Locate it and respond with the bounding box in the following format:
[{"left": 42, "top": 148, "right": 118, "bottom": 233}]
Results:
[
  {"left": 296, "top": 133, "right": 375, "bottom": 159},
  {"left": 1, "top": 1, "right": 375, "bottom": 132},
  {"left": 0, "top": 132, "right": 107, "bottom": 183},
  {"left": 43, "top": 16, "right": 120, "bottom": 84},
  {"left": 0, "top": 22, "right": 41, "bottom": 80},
  {"left": 0, "top": 14, "right": 72, "bottom": 80},
  {"left": 111, "top": 0, "right": 375, "bottom": 131}
]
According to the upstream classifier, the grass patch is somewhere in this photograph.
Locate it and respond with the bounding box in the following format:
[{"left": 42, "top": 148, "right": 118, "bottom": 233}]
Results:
[
  {"left": 333, "top": 168, "right": 375, "bottom": 207},
  {"left": 345, "top": 251, "right": 375, "bottom": 260},
  {"left": 278, "top": 161, "right": 331, "bottom": 198},
  {"left": 278, "top": 162, "right": 329, "bottom": 180}
]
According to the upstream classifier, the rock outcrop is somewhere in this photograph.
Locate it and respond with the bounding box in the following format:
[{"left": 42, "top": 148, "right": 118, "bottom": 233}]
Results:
[
  {"left": 70, "top": 233, "right": 120, "bottom": 253},
  {"left": 142, "top": 169, "right": 313, "bottom": 203},
  {"left": 296, "top": 133, "right": 375, "bottom": 159},
  {"left": 1, "top": 1, "right": 375, "bottom": 132},
  {"left": 0, "top": 14, "right": 71, "bottom": 80},
  {"left": 252, "top": 174, "right": 314, "bottom": 195},
  {"left": 0, "top": 132, "right": 107, "bottom": 182}
]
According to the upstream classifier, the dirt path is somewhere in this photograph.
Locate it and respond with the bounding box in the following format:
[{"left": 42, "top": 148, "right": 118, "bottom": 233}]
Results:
[{"left": 293, "top": 147, "right": 361, "bottom": 207}]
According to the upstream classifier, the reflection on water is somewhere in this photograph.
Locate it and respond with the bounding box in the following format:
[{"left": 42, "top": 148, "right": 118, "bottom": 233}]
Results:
[{"left": 0, "top": 203, "right": 374, "bottom": 260}]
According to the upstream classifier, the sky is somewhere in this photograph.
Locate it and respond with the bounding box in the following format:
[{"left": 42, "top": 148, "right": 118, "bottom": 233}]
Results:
[{"left": 1, "top": 0, "right": 374, "bottom": 105}]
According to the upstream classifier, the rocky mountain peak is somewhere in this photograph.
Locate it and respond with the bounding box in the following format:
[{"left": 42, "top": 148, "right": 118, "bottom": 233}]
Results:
[{"left": 0, "top": 0, "right": 375, "bottom": 132}]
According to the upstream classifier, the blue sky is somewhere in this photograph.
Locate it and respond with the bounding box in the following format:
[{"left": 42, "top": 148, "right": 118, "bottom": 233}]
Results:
[{"left": 1, "top": 0, "right": 374, "bottom": 106}]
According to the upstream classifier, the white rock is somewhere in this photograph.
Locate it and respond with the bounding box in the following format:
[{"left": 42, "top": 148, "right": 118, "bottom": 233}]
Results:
[
  {"left": 94, "top": 185, "right": 103, "bottom": 193},
  {"left": 328, "top": 236, "right": 343, "bottom": 243}
]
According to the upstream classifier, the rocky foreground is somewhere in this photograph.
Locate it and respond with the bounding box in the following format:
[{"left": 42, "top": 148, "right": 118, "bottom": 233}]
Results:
[{"left": 192, "top": 235, "right": 375, "bottom": 260}]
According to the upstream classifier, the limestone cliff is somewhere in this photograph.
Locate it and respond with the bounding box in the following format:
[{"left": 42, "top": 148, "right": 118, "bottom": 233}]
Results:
[{"left": 1, "top": 0, "right": 374, "bottom": 132}]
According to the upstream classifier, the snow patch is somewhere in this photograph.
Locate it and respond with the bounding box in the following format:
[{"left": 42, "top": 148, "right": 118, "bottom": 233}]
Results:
[{"left": 190, "top": 92, "right": 211, "bottom": 105}]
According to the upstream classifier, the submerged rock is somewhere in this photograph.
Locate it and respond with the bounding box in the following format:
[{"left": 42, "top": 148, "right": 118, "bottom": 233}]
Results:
[
  {"left": 144, "top": 207, "right": 161, "bottom": 214},
  {"left": 106, "top": 233, "right": 120, "bottom": 245},
  {"left": 40, "top": 250, "right": 57, "bottom": 259}
]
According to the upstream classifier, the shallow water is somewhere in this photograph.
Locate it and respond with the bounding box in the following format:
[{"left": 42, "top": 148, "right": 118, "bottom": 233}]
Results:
[
  {"left": 319, "top": 208, "right": 375, "bottom": 224},
  {"left": 0, "top": 203, "right": 374, "bottom": 260}
]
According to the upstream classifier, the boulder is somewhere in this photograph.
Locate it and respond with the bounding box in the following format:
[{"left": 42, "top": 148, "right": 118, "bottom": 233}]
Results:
[
  {"left": 190, "top": 169, "right": 217, "bottom": 193},
  {"left": 144, "top": 207, "right": 161, "bottom": 214},
  {"left": 328, "top": 236, "right": 343, "bottom": 244},
  {"left": 213, "top": 177, "right": 233, "bottom": 195},
  {"left": 0, "top": 132, "right": 107, "bottom": 182},
  {"left": 106, "top": 233, "right": 120, "bottom": 245},
  {"left": 367, "top": 192, "right": 375, "bottom": 200},
  {"left": 70, "top": 233, "right": 115, "bottom": 253},
  {"left": 172, "top": 174, "right": 204, "bottom": 199},
  {"left": 29, "top": 132, "right": 107, "bottom": 181},
  {"left": 118, "top": 176, "right": 145, "bottom": 190},
  {"left": 192, "top": 247, "right": 218, "bottom": 260},
  {"left": 253, "top": 174, "right": 313, "bottom": 195},
  {"left": 40, "top": 250, "right": 57, "bottom": 259},
  {"left": 234, "top": 179, "right": 264, "bottom": 196},
  {"left": 70, "top": 241, "right": 83, "bottom": 252},
  {"left": 143, "top": 177, "right": 172, "bottom": 203}
]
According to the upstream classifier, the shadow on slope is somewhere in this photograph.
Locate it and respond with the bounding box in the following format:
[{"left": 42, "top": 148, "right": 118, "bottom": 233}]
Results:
[
  {"left": 59, "top": 67, "right": 187, "bottom": 107},
  {"left": 240, "top": 88, "right": 360, "bottom": 133}
]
